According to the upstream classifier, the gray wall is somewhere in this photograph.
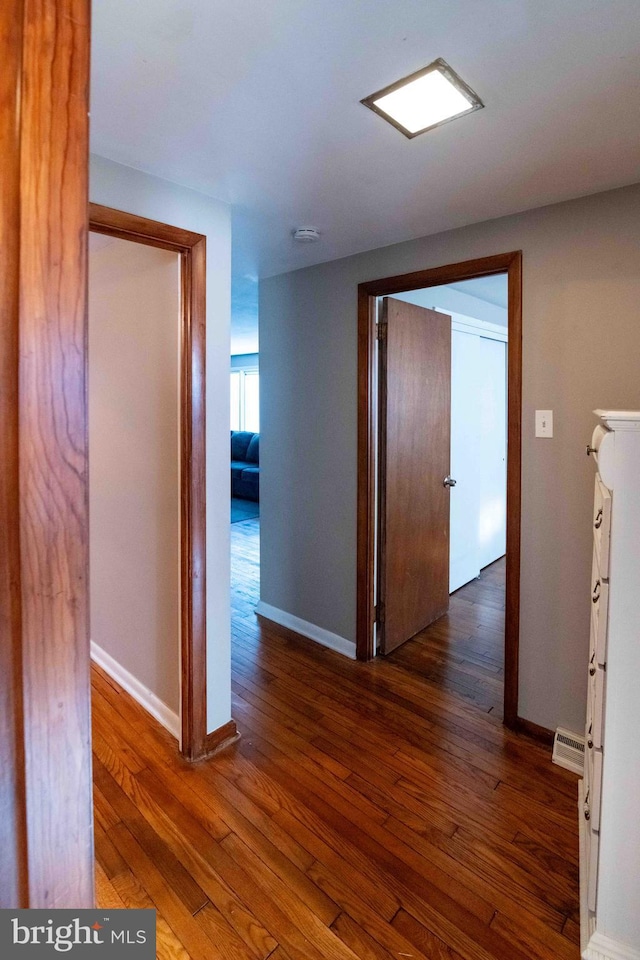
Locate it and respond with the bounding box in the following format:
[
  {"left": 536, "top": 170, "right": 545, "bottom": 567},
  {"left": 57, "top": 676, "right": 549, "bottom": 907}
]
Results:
[{"left": 260, "top": 182, "right": 640, "bottom": 734}]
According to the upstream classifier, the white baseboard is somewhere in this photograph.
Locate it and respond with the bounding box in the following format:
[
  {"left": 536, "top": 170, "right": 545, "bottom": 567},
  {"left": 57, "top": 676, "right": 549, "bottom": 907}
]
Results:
[
  {"left": 91, "top": 641, "right": 180, "bottom": 740},
  {"left": 255, "top": 602, "right": 356, "bottom": 660},
  {"left": 584, "top": 932, "right": 640, "bottom": 960}
]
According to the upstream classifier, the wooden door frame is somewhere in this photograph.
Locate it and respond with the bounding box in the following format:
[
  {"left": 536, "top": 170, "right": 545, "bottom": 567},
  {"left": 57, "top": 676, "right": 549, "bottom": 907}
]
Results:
[
  {"left": 357, "top": 251, "right": 522, "bottom": 729},
  {"left": 89, "top": 203, "right": 211, "bottom": 761},
  {"left": 2, "top": 0, "right": 94, "bottom": 907}
]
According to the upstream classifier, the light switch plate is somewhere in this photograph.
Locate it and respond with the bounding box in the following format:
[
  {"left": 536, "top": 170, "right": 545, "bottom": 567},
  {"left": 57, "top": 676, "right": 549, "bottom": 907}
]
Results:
[{"left": 535, "top": 410, "right": 553, "bottom": 438}]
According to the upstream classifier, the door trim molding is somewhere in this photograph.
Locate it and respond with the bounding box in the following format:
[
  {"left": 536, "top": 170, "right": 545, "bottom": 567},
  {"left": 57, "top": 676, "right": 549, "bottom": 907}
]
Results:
[
  {"left": 356, "top": 251, "right": 522, "bottom": 728},
  {"left": 3, "top": 0, "right": 94, "bottom": 907},
  {"left": 89, "top": 203, "right": 213, "bottom": 761}
]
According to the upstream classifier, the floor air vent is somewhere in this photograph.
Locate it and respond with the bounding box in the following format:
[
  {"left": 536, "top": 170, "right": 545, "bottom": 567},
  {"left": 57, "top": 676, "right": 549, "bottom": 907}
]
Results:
[{"left": 552, "top": 727, "right": 585, "bottom": 775}]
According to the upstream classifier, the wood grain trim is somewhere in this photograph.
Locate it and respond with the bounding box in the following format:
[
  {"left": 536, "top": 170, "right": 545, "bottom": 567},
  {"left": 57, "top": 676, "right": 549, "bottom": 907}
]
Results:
[
  {"left": 180, "top": 236, "right": 208, "bottom": 761},
  {"left": 356, "top": 252, "right": 523, "bottom": 729},
  {"left": 201, "top": 720, "right": 241, "bottom": 760},
  {"left": 0, "top": 0, "right": 27, "bottom": 909},
  {"left": 89, "top": 203, "right": 203, "bottom": 252},
  {"left": 504, "top": 252, "right": 523, "bottom": 727},
  {"left": 19, "top": 0, "right": 94, "bottom": 906},
  {"left": 514, "top": 716, "right": 554, "bottom": 747},
  {"left": 89, "top": 204, "right": 209, "bottom": 761},
  {"left": 89, "top": 203, "right": 204, "bottom": 252},
  {"left": 360, "top": 252, "right": 519, "bottom": 298},
  {"left": 356, "top": 289, "right": 377, "bottom": 659}
]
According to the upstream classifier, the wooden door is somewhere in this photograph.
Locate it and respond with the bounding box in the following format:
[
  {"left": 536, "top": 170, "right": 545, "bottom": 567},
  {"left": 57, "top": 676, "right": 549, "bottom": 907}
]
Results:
[{"left": 378, "top": 297, "right": 452, "bottom": 654}]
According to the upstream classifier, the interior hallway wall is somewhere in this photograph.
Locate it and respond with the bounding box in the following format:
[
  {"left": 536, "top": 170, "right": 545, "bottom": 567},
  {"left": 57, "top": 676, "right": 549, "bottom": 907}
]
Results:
[
  {"left": 260, "top": 182, "right": 640, "bottom": 734},
  {"left": 90, "top": 154, "right": 232, "bottom": 733},
  {"left": 89, "top": 236, "right": 180, "bottom": 715}
]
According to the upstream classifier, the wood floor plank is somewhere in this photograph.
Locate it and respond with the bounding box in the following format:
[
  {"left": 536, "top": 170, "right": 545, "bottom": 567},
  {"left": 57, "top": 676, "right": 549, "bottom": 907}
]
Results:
[
  {"left": 238, "top": 733, "right": 508, "bottom": 928},
  {"left": 562, "top": 916, "right": 581, "bottom": 947},
  {"left": 274, "top": 810, "right": 402, "bottom": 923},
  {"left": 345, "top": 771, "right": 459, "bottom": 841},
  {"left": 330, "top": 912, "right": 406, "bottom": 960},
  {"left": 307, "top": 860, "right": 433, "bottom": 960},
  {"left": 489, "top": 910, "right": 578, "bottom": 960},
  {"left": 108, "top": 822, "right": 234, "bottom": 960},
  {"left": 125, "top": 795, "right": 278, "bottom": 960},
  {"left": 93, "top": 783, "right": 122, "bottom": 832},
  {"left": 174, "top": 759, "right": 316, "bottom": 874},
  {"left": 219, "top": 825, "right": 341, "bottom": 928},
  {"left": 95, "top": 861, "right": 127, "bottom": 909},
  {"left": 110, "top": 869, "right": 199, "bottom": 960},
  {"left": 125, "top": 815, "right": 209, "bottom": 916},
  {"left": 386, "top": 816, "right": 567, "bottom": 931},
  {"left": 94, "top": 818, "right": 128, "bottom": 881},
  {"left": 219, "top": 832, "right": 364, "bottom": 960},
  {"left": 191, "top": 903, "right": 279, "bottom": 960},
  {"left": 391, "top": 908, "right": 466, "bottom": 960}
]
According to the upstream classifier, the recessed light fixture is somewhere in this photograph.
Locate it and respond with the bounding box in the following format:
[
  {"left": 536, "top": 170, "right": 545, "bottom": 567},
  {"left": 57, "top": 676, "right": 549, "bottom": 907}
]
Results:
[{"left": 361, "top": 58, "right": 483, "bottom": 139}]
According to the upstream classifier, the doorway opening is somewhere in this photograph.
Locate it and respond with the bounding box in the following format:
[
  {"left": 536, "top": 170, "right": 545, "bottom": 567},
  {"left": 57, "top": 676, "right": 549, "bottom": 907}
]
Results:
[
  {"left": 230, "top": 355, "right": 261, "bottom": 638},
  {"left": 357, "top": 252, "right": 522, "bottom": 728},
  {"left": 89, "top": 231, "right": 181, "bottom": 743},
  {"left": 88, "top": 203, "right": 210, "bottom": 761}
]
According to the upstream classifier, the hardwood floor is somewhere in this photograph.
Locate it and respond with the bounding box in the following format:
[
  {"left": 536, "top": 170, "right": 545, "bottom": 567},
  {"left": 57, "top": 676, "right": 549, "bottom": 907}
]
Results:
[
  {"left": 391, "top": 557, "right": 506, "bottom": 719},
  {"left": 231, "top": 516, "right": 260, "bottom": 629},
  {"left": 94, "top": 520, "right": 580, "bottom": 959}
]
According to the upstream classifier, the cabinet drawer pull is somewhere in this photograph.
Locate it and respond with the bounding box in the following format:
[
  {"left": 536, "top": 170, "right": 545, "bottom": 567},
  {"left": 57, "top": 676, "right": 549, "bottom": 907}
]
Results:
[
  {"left": 592, "top": 580, "right": 601, "bottom": 603},
  {"left": 587, "top": 737, "right": 594, "bottom": 749},
  {"left": 584, "top": 806, "right": 591, "bottom": 821},
  {"left": 590, "top": 664, "right": 596, "bottom": 676},
  {"left": 594, "top": 508, "right": 603, "bottom": 529}
]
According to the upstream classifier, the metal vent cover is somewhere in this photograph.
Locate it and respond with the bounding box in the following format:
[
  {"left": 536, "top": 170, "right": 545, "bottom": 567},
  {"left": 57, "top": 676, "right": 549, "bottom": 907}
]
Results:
[{"left": 552, "top": 727, "right": 585, "bottom": 775}]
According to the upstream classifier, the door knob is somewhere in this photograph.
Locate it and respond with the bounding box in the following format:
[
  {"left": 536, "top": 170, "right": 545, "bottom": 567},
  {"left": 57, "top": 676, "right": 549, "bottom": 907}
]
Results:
[{"left": 443, "top": 476, "right": 457, "bottom": 488}]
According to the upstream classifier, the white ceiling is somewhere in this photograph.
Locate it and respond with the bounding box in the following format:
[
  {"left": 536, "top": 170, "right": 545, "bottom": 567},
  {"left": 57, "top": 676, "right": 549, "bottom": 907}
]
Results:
[
  {"left": 90, "top": 0, "right": 640, "bottom": 351},
  {"left": 449, "top": 276, "right": 508, "bottom": 310}
]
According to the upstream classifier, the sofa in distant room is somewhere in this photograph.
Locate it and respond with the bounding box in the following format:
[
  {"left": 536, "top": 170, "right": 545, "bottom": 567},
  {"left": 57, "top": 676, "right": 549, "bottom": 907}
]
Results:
[{"left": 231, "top": 430, "right": 259, "bottom": 501}]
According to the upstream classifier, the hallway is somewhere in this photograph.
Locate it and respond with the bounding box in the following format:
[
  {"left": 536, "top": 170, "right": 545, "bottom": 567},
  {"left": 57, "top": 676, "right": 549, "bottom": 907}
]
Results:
[{"left": 93, "top": 528, "right": 580, "bottom": 959}]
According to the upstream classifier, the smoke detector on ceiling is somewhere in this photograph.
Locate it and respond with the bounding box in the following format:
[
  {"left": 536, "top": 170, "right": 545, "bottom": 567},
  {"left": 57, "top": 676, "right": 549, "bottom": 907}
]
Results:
[{"left": 293, "top": 226, "right": 321, "bottom": 242}]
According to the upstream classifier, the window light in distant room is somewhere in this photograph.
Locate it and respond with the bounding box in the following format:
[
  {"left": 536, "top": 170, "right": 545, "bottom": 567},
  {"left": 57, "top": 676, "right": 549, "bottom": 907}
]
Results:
[{"left": 230, "top": 369, "right": 260, "bottom": 433}]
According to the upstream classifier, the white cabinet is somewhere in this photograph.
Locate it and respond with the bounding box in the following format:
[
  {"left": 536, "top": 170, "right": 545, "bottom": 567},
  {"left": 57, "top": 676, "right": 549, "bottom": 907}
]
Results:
[{"left": 579, "top": 410, "right": 640, "bottom": 960}]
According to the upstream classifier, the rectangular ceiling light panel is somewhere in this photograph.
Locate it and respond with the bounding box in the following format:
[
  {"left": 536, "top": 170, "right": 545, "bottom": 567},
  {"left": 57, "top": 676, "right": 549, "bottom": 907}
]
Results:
[{"left": 362, "top": 58, "right": 483, "bottom": 139}]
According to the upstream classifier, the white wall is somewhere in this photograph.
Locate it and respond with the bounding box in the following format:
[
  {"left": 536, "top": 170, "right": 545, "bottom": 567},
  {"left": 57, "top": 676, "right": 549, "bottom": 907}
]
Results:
[
  {"left": 231, "top": 353, "right": 259, "bottom": 369},
  {"left": 90, "top": 154, "right": 232, "bottom": 734},
  {"left": 89, "top": 237, "right": 180, "bottom": 718},
  {"left": 398, "top": 284, "right": 508, "bottom": 327},
  {"left": 260, "top": 182, "right": 640, "bottom": 735}
]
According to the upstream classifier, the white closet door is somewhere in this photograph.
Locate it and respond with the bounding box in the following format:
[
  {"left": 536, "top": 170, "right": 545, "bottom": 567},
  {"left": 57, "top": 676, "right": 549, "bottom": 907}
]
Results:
[
  {"left": 477, "top": 337, "right": 507, "bottom": 569},
  {"left": 449, "top": 330, "right": 481, "bottom": 592}
]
